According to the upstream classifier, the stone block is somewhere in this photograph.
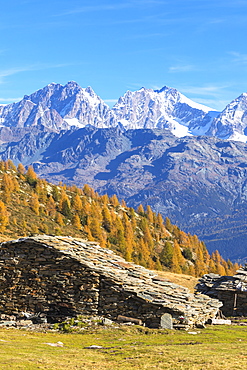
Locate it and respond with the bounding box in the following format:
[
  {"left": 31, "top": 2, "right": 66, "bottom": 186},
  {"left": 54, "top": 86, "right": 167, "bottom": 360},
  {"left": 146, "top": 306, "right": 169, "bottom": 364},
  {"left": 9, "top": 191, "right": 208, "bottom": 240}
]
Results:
[{"left": 160, "top": 313, "right": 173, "bottom": 329}]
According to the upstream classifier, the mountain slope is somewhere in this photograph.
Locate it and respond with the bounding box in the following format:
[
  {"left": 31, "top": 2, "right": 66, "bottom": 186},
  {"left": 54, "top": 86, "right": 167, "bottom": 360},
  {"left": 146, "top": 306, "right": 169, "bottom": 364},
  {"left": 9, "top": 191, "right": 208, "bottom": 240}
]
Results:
[
  {"left": 0, "top": 160, "right": 237, "bottom": 277},
  {"left": 1, "top": 127, "right": 247, "bottom": 261}
]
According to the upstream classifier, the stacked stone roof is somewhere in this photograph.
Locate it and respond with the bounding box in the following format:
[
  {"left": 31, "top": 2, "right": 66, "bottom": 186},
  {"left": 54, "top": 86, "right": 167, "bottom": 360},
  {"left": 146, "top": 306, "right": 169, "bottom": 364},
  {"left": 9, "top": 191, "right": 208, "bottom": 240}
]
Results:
[
  {"left": 196, "top": 265, "right": 247, "bottom": 295},
  {"left": 0, "top": 235, "right": 222, "bottom": 327}
]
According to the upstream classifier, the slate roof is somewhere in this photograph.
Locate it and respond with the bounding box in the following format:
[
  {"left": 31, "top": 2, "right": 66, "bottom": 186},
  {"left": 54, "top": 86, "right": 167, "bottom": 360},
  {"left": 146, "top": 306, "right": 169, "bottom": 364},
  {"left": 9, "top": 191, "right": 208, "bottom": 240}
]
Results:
[
  {"left": 2, "top": 235, "right": 222, "bottom": 324},
  {"left": 196, "top": 265, "right": 247, "bottom": 294}
]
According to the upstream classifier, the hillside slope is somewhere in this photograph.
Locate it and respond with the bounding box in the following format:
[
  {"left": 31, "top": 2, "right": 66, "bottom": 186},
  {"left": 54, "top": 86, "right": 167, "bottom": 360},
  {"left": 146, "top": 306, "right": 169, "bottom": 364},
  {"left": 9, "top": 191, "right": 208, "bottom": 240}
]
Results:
[
  {"left": 1, "top": 126, "right": 247, "bottom": 262},
  {"left": 0, "top": 160, "right": 238, "bottom": 278}
]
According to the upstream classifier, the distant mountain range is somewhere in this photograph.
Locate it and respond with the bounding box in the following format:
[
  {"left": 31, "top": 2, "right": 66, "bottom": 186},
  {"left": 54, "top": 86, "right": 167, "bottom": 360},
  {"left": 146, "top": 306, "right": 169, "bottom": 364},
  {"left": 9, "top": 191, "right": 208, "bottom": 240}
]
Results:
[
  {"left": 1, "top": 81, "right": 247, "bottom": 262},
  {"left": 2, "top": 81, "right": 247, "bottom": 141}
]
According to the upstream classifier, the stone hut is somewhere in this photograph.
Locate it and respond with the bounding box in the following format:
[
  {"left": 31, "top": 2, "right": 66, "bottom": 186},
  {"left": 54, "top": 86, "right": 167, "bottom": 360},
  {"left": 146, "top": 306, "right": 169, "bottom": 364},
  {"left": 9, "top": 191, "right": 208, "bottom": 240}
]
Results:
[
  {"left": 196, "top": 265, "right": 247, "bottom": 317},
  {"left": 0, "top": 235, "right": 222, "bottom": 328}
]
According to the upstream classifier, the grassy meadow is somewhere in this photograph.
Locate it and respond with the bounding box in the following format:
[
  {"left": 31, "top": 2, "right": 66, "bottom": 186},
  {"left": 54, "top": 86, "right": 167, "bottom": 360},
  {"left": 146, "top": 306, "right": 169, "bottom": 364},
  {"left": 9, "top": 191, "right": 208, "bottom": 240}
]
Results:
[{"left": 0, "top": 324, "right": 246, "bottom": 370}]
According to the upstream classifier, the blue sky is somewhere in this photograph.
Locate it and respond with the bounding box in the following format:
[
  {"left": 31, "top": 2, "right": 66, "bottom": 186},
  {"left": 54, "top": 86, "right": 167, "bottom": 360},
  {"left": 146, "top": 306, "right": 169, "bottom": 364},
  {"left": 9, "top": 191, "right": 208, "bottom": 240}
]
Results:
[{"left": 1, "top": 0, "right": 247, "bottom": 110}]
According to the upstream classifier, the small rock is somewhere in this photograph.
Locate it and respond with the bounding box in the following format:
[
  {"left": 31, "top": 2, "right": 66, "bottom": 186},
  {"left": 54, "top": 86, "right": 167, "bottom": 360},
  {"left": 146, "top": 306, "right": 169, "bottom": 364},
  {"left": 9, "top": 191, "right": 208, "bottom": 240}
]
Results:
[
  {"left": 211, "top": 318, "right": 231, "bottom": 325},
  {"left": 0, "top": 321, "right": 16, "bottom": 327},
  {"left": 16, "top": 320, "right": 33, "bottom": 327},
  {"left": 122, "top": 322, "right": 134, "bottom": 326},
  {"left": 160, "top": 313, "right": 173, "bottom": 330},
  {"left": 84, "top": 345, "right": 103, "bottom": 349},
  {"left": 102, "top": 318, "right": 113, "bottom": 325},
  {"left": 44, "top": 341, "right": 64, "bottom": 347}
]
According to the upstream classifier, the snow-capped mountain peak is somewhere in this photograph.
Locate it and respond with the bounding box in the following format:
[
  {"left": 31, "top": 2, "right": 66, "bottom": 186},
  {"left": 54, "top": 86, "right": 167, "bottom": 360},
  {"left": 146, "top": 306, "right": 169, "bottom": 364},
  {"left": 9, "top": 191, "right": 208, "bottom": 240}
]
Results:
[
  {"left": 207, "top": 93, "right": 247, "bottom": 142},
  {"left": 1, "top": 81, "right": 247, "bottom": 142},
  {"left": 0, "top": 82, "right": 114, "bottom": 131},
  {"left": 111, "top": 85, "right": 216, "bottom": 136}
]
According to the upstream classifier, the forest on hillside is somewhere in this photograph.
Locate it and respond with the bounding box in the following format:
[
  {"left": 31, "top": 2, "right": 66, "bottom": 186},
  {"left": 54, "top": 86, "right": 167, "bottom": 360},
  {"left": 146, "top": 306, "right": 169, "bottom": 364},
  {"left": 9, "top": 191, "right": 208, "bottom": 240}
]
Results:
[{"left": 0, "top": 160, "right": 239, "bottom": 277}]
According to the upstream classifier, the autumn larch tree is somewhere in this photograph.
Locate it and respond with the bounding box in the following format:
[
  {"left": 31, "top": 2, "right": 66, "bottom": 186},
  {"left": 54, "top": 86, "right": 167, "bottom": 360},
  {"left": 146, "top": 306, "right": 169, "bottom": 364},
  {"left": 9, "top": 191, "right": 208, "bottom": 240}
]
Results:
[
  {"left": 0, "top": 200, "right": 9, "bottom": 233},
  {"left": 26, "top": 165, "right": 38, "bottom": 186}
]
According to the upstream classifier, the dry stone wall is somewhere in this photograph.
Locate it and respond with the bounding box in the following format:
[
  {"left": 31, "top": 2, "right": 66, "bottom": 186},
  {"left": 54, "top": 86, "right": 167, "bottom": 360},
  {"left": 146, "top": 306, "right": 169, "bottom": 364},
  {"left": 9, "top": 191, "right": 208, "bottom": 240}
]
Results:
[
  {"left": 196, "top": 266, "right": 247, "bottom": 317},
  {"left": 0, "top": 235, "right": 222, "bottom": 328},
  {"left": 0, "top": 239, "right": 100, "bottom": 319}
]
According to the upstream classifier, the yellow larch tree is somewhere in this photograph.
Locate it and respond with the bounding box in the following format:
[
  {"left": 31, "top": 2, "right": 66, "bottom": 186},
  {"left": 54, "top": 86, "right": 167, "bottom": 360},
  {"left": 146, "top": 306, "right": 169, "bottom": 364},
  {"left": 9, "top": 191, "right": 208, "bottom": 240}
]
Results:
[
  {"left": 72, "top": 214, "right": 82, "bottom": 230},
  {"left": 26, "top": 165, "right": 37, "bottom": 185},
  {"left": 17, "top": 163, "right": 25, "bottom": 175},
  {"left": 102, "top": 205, "right": 112, "bottom": 232},
  {"left": 137, "top": 204, "right": 145, "bottom": 216},
  {"left": 0, "top": 200, "right": 9, "bottom": 233},
  {"left": 146, "top": 205, "right": 154, "bottom": 224},
  {"left": 83, "top": 184, "right": 95, "bottom": 198},
  {"left": 100, "top": 193, "right": 109, "bottom": 205},
  {"left": 109, "top": 194, "right": 120, "bottom": 207},
  {"left": 171, "top": 240, "right": 186, "bottom": 274},
  {"left": 55, "top": 212, "right": 64, "bottom": 226},
  {"left": 123, "top": 213, "right": 135, "bottom": 261},
  {"left": 30, "top": 193, "right": 40, "bottom": 215},
  {"left": 59, "top": 190, "right": 71, "bottom": 217},
  {"left": 46, "top": 196, "right": 57, "bottom": 218},
  {"left": 72, "top": 193, "right": 83, "bottom": 213}
]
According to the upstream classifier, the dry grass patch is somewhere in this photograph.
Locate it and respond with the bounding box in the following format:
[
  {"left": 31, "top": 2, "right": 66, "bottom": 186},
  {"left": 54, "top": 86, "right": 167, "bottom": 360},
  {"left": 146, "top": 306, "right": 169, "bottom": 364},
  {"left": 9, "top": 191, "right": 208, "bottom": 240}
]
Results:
[{"left": 154, "top": 270, "right": 198, "bottom": 292}]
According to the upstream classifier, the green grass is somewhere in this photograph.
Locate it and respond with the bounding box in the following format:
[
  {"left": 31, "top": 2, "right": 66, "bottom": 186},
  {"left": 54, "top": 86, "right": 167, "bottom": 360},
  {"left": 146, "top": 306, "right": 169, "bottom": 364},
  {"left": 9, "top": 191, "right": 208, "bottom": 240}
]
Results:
[{"left": 0, "top": 325, "right": 246, "bottom": 369}]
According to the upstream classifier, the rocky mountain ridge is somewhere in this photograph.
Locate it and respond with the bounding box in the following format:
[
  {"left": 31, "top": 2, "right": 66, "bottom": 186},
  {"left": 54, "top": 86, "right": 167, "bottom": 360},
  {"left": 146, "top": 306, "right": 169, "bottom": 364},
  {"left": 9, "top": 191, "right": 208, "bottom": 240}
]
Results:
[
  {"left": 2, "top": 81, "right": 247, "bottom": 142},
  {"left": 110, "top": 86, "right": 217, "bottom": 136},
  {"left": 0, "top": 82, "right": 114, "bottom": 132},
  {"left": 1, "top": 81, "right": 247, "bottom": 142}
]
